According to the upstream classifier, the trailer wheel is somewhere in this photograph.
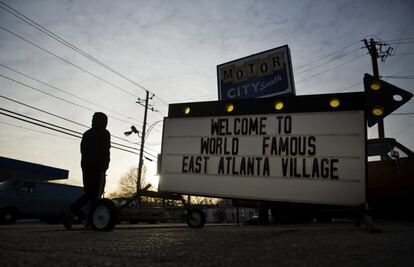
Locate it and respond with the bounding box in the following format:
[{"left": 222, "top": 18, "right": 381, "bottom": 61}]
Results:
[
  {"left": 186, "top": 208, "right": 206, "bottom": 228},
  {"left": 91, "top": 198, "right": 117, "bottom": 232}
]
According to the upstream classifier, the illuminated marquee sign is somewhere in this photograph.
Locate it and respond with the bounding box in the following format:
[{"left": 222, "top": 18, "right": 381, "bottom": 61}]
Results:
[
  {"left": 217, "top": 45, "right": 295, "bottom": 100},
  {"left": 159, "top": 93, "right": 366, "bottom": 206}
]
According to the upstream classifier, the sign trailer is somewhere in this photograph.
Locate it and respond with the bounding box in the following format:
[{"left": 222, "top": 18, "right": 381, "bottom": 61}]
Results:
[
  {"left": 84, "top": 74, "right": 411, "bottom": 231},
  {"left": 159, "top": 93, "right": 367, "bottom": 207}
]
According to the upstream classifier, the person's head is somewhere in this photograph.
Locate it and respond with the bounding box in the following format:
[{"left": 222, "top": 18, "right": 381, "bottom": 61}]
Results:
[{"left": 91, "top": 112, "right": 108, "bottom": 129}]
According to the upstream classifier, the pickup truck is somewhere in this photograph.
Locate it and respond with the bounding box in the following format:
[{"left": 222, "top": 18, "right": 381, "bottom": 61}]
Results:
[{"left": 0, "top": 180, "right": 84, "bottom": 224}]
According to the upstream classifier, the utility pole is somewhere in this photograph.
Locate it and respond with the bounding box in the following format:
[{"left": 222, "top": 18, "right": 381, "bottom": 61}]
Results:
[
  {"left": 136, "top": 90, "right": 156, "bottom": 194},
  {"left": 136, "top": 90, "right": 149, "bottom": 193},
  {"left": 363, "top": 38, "right": 393, "bottom": 138}
]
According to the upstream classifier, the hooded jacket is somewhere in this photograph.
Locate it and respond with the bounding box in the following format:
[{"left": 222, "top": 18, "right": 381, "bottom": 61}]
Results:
[{"left": 80, "top": 113, "right": 110, "bottom": 171}]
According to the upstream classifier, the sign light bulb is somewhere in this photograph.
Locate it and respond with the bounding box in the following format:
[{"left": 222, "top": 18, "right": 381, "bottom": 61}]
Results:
[
  {"left": 274, "top": 101, "right": 284, "bottom": 110},
  {"left": 226, "top": 103, "right": 234, "bottom": 113},
  {"left": 183, "top": 106, "right": 191, "bottom": 115},
  {"left": 370, "top": 81, "right": 382, "bottom": 91},
  {"left": 329, "top": 98, "right": 340, "bottom": 108},
  {"left": 372, "top": 106, "right": 384, "bottom": 116}
]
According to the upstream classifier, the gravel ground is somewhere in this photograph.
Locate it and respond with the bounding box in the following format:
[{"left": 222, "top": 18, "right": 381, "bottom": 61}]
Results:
[{"left": 1, "top": 221, "right": 414, "bottom": 266}]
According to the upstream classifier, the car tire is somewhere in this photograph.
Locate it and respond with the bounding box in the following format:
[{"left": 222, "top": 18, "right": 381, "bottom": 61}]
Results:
[
  {"left": 186, "top": 208, "right": 206, "bottom": 228},
  {"left": 0, "top": 207, "right": 18, "bottom": 225},
  {"left": 91, "top": 198, "right": 117, "bottom": 232}
]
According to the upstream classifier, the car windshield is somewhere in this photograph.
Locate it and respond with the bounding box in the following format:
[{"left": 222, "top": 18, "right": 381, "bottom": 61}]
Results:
[
  {"left": 0, "top": 180, "right": 19, "bottom": 192},
  {"left": 368, "top": 141, "right": 409, "bottom": 161}
]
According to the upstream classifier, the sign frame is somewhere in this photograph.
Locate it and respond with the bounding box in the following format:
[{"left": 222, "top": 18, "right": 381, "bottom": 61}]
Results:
[{"left": 159, "top": 93, "right": 367, "bottom": 207}]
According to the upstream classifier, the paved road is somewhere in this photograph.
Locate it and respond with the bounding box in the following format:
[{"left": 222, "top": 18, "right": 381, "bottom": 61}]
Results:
[{"left": 1, "top": 221, "right": 414, "bottom": 266}]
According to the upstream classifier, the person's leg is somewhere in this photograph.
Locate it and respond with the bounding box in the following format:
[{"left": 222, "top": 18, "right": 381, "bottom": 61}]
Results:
[
  {"left": 63, "top": 169, "right": 94, "bottom": 229},
  {"left": 69, "top": 169, "right": 94, "bottom": 212},
  {"left": 86, "top": 170, "right": 106, "bottom": 224}
]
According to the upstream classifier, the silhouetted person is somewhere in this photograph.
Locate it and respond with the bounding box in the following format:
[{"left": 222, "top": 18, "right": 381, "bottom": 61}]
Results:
[{"left": 63, "top": 112, "right": 110, "bottom": 228}]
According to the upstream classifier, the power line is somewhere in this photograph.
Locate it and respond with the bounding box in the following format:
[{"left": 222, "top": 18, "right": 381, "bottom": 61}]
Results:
[
  {"left": 0, "top": 109, "right": 81, "bottom": 138},
  {"left": 336, "top": 81, "right": 362, "bottom": 92},
  {"left": 295, "top": 41, "right": 361, "bottom": 70},
  {"left": 0, "top": 63, "right": 142, "bottom": 125},
  {"left": 2, "top": 110, "right": 140, "bottom": 154},
  {"left": 0, "top": 107, "right": 83, "bottom": 136},
  {"left": 389, "top": 112, "right": 414, "bottom": 119},
  {"left": 0, "top": 73, "right": 140, "bottom": 126},
  {"left": 0, "top": 94, "right": 148, "bottom": 148},
  {"left": 145, "top": 120, "right": 163, "bottom": 143},
  {"left": 0, "top": 1, "right": 169, "bottom": 106},
  {"left": 0, "top": 110, "right": 141, "bottom": 156},
  {"left": 381, "top": 75, "right": 414, "bottom": 80},
  {"left": 382, "top": 37, "right": 414, "bottom": 42},
  {"left": 0, "top": 24, "right": 141, "bottom": 99},
  {"left": 295, "top": 47, "right": 362, "bottom": 75},
  {"left": 296, "top": 53, "right": 367, "bottom": 84},
  {"left": 0, "top": 120, "right": 78, "bottom": 140},
  {"left": 385, "top": 40, "right": 414, "bottom": 45},
  {"left": 0, "top": 94, "right": 88, "bottom": 128},
  {"left": 0, "top": 107, "right": 157, "bottom": 158},
  {"left": 388, "top": 52, "right": 414, "bottom": 56}
]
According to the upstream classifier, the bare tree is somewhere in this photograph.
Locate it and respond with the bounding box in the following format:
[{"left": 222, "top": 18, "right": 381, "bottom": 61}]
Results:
[{"left": 112, "top": 165, "right": 149, "bottom": 197}]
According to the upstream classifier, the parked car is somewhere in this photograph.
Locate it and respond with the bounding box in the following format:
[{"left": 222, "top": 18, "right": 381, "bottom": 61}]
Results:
[
  {"left": 0, "top": 180, "right": 84, "bottom": 224},
  {"left": 112, "top": 197, "right": 164, "bottom": 224}
]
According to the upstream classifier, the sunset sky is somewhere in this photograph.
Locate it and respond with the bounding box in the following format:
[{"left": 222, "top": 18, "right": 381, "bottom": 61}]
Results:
[{"left": 0, "top": 0, "right": 413, "bottom": 194}]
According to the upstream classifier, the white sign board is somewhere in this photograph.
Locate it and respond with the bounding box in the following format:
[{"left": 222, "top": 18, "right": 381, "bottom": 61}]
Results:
[{"left": 159, "top": 111, "right": 366, "bottom": 206}]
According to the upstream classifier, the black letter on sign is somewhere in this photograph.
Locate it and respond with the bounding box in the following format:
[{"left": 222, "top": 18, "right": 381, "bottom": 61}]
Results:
[
  {"left": 182, "top": 156, "right": 189, "bottom": 173},
  {"left": 330, "top": 159, "right": 339, "bottom": 179}
]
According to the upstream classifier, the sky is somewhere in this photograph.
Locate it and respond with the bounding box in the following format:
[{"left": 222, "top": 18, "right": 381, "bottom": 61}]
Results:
[{"left": 0, "top": 0, "right": 413, "bottom": 194}]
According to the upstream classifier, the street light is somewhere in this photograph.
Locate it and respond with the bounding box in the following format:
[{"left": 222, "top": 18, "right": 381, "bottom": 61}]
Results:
[{"left": 124, "top": 126, "right": 139, "bottom": 136}]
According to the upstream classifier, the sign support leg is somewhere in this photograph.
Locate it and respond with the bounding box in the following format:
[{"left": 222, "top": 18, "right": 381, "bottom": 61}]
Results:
[{"left": 356, "top": 203, "right": 381, "bottom": 233}]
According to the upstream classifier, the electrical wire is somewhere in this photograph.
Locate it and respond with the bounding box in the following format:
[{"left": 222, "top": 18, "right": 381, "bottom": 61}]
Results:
[
  {"left": 382, "top": 37, "right": 414, "bottom": 42},
  {"left": 336, "top": 81, "right": 362, "bottom": 93},
  {"left": 0, "top": 94, "right": 152, "bottom": 149},
  {"left": 0, "top": 73, "right": 141, "bottom": 126},
  {"left": 0, "top": 110, "right": 81, "bottom": 138},
  {"left": 0, "top": 110, "right": 140, "bottom": 155},
  {"left": 0, "top": 24, "right": 141, "bottom": 99},
  {"left": 0, "top": 1, "right": 169, "bottom": 106},
  {"left": 0, "top": 107, "right": 157, "bottom": 158},
  {"left": 0, "top": 63, "right": 142, "bottom": 125},
  {"left": 295, "top": 47, "right": 362, "bottom": 75},
  {"left": 384, "top": 40, "right": 414, "bottom": 45},
  {"left": 381, "top": 76, "right": 414, "bottom": 80},
  {"left": 0, "top": 120, "right": 78, "bottom": 140},
  {"left": 145, "top": 120, "right": 163, "bottom": 143},
  {"left": 389, "top": 112, "right": 414, "bottom": 119},
  {"left": 388, "top": 53, "right": 414, "bottom": 56},
  {"left": 296, "top": 53, "right": 367, "bottom": 84},
  {"left": 295, "top": 41, "right": 361, "bottom": 70},
  {"left": 0, "top": 94, "right": 88, "bottom": 128}
]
